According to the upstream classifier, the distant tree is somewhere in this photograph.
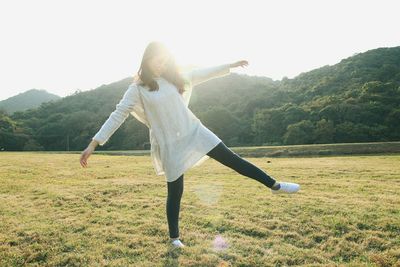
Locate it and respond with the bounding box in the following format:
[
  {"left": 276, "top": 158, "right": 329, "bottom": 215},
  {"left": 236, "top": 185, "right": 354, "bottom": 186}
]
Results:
[
  {"left": 283, "top": 120, "right": 315, "bottom": 145},
  {"left": 252, "top": 108, "right": 286, "bottom": 144},
  {"left": 314, "top": 119, "right": 335, "bottom": 144},
  {"left": 200, "top": 107, "right": 241, "bottom": 146}
]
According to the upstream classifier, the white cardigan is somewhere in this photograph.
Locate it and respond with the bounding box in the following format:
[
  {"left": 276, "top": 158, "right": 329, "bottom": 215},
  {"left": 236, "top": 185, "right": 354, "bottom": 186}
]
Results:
[{"left": 92, "top": 63, "right": 231, "bottom": 182}]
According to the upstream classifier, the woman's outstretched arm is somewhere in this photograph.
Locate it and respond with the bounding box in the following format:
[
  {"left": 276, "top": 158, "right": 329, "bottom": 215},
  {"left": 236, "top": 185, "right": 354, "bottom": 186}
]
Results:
[
  {"left": 92, "top": 83, "right": 140, "bottom": 146},
  {"left": 188, "top": 60, "right": 248, "bottom": 87},
  {"left": 80, "top": 83, "right": 141, "bottom": 168}
]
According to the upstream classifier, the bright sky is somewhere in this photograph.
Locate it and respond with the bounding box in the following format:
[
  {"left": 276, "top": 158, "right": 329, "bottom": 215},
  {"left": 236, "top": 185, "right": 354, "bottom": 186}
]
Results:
[{"left": 0, "top": 0, "right": 399, "bottom": 101}]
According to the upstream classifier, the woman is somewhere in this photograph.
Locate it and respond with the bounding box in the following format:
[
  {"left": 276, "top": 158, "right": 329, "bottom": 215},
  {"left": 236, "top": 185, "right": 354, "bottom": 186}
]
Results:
[{"left": 80, "top": 41, "right": 300, "bottom": 249}]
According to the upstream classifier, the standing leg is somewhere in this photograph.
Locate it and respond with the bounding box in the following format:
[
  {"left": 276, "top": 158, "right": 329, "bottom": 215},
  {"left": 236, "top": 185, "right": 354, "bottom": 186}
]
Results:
[
  {"left": 166, "top": 174, "right": 184, "bottom": 239},
  {"left": 206, "top": 141, "right": 280, "bottom": 189}
]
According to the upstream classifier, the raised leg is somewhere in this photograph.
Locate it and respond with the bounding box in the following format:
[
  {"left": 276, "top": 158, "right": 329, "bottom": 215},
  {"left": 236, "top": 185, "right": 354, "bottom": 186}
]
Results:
[
  {"left": 206, "top": 142, "right": 278, "bottom": 188},
  {"left": 166, "top": 174, "right": 184, "bottom": 239}
]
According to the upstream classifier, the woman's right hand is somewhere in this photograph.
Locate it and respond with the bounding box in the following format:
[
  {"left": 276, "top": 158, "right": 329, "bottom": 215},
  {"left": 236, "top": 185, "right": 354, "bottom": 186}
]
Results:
[
  {"left": 80, "top": 140, "right": 98, "bottom": 168},
  {"left": 229, "top": 60, "right": 249, "bottom": 69}
]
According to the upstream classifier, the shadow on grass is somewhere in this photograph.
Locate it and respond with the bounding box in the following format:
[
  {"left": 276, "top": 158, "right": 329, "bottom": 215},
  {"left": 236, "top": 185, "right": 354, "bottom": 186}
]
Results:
[{"left": 161, "top": 243, "right": 185, "bottom": 267}]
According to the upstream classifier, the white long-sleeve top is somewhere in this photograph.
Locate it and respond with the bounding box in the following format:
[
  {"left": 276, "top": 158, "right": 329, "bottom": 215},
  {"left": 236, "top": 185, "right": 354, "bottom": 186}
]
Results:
[{"left": 92, "top": 63, "right": 231, "bottom": 182}]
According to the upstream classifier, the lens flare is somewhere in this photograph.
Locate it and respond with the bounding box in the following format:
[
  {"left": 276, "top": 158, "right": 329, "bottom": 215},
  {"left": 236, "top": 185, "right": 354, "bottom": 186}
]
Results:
[
  {"left": 193, "top": 183, "right": 223, "bottom": 205},
  {"left": 212, "top": 234, "right": 229, "bottom": 251}
]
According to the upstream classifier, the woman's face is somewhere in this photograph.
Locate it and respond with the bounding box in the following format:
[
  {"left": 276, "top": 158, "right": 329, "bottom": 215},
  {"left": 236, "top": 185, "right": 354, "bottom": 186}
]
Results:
[{"left": 148, "top": 53, "right": 170, "bottom": 77}]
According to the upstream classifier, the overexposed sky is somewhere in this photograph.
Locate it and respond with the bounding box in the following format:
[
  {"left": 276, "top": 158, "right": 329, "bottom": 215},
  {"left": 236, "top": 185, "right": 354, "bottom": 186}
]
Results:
[{"left": 0, "top": 0, "right": 399, "bottom": 101}]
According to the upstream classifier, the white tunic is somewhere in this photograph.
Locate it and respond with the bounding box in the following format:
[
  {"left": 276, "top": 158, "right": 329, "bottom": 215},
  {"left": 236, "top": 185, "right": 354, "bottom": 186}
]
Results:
[{"left": 92, "top": 63, "right": 231, "bottom": 182}]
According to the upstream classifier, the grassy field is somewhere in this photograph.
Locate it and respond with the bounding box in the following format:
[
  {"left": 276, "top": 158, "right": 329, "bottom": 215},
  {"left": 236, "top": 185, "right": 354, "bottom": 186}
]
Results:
[{"left": 0, "top": 152, "right": 399, "bottom": 266}]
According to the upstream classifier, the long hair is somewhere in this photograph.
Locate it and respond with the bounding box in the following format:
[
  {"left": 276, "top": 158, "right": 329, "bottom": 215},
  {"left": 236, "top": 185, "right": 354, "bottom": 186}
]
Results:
[{"left": 133, "top": 41, "right": 187, "bottom": 94}]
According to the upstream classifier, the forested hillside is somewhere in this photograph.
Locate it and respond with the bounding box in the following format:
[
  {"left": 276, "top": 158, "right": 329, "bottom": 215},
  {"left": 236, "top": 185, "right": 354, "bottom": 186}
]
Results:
[
  {"left": 1, "top": 46, "right": 399, "bottom": 151},
  {"left": 0, "top": 89, "right": 60, "bottom": 114}
]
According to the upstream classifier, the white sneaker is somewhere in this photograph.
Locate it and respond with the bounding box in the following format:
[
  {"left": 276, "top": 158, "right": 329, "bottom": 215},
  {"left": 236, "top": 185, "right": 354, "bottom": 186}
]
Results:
[
  {"left": 171, "top": 239, "right": 185, "bottom": 248},
  {"left": 271, "top": 181, "right": 300, "bottom": 194}
]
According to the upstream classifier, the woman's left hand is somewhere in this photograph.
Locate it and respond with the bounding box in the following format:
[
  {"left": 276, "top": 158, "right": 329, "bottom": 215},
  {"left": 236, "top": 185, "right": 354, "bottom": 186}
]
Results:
[{"left": 229, "top": 60, "right": 249, "bottom": 68}]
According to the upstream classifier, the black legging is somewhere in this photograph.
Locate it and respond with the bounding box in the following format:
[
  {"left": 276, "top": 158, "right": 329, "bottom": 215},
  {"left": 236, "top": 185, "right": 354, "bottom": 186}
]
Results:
[{"left": 166, "top": 141, "right": 277, "bottom": 238}]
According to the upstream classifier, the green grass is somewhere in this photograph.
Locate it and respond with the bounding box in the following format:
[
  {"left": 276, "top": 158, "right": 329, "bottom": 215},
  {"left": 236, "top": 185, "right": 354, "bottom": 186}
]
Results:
[{"left": 0, "top": 152, "right": 399, "bottom": 266}]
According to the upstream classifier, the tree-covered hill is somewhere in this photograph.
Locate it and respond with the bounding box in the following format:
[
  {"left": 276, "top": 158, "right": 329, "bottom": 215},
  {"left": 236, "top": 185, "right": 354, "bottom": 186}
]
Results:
[
  {"left": 0, "top": 89, "right": 61, "bottom": 114},
  {"left": 1, "top": 46, "right": 399, "bottom": 151},
  {"left": 246, "top": 46, "right": 400, "bottom": 145}
]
